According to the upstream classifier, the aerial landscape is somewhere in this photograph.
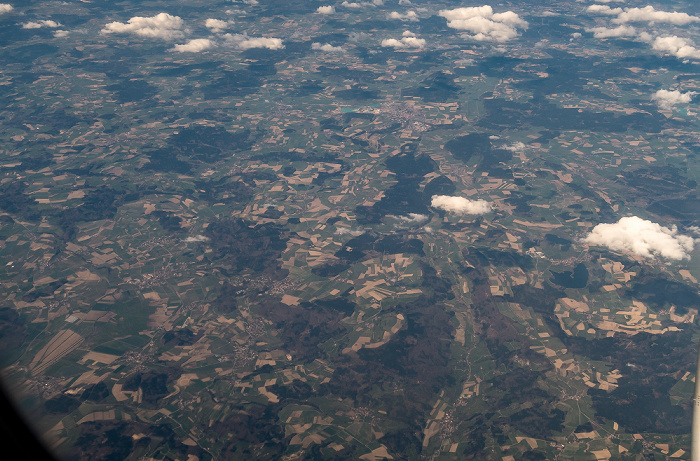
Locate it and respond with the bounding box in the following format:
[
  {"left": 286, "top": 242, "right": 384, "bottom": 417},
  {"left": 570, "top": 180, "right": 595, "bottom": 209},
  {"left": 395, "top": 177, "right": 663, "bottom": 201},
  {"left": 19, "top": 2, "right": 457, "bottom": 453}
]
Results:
[{"left": 1, "top": 0, "right": 700, "bottom": 459}]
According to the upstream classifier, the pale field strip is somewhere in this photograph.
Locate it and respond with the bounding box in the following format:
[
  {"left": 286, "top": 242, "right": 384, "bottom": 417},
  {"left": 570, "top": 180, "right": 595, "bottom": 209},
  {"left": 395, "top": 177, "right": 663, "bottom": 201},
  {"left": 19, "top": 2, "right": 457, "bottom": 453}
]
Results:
[
  {"left": 283, "top": 393, "right": 397, "bottom": 459},
  {"left": 282, "top": 230, "right": 344, "bottom": 269},
  {"left": 507, "top": 303, "right": 622, "bottom": 391},
  {"left": 422, "top": 392, "right": 454, "bottom": 449},
  {"left": 75, "top": 219, "right": 115, "bottom": 244},
  {"left": 557, "top": 297, "right": 691, "bottom": 338},
  {"left": 79, "top": 350, "right": 119, "bottom": 365},
  {"left": 71, "top": 369, "right": 106, "bottom": 387},
  {"left": 342, "top": 314, "right": 405, "bottom": 354},
  {"left": 30, "top": 329, "right": 85, "bottom": 376},
  {"left": 488, "top": 267, "right": 527, "bottom": 297},
  {"left": 158, "top": 340, "right": 213, "bottom": 368},
  {"left": 76, "top": 409, "right": 116, "bottom": 425},
  {"left": 359, "top": 446, "right": 394, "bottom": 461},
  {"left": 454, "top": 312, "right": 469, "bottom": 345},
  {"left": 254, "top": 349, "right": 287, "bottom": 369},
  {"left": 283, "top": 406, "right": 338, "bottom": 448},
  {"left": 555, "top": 260, "right": 695, "bottom": 336},
  {"left": 118, "top": 386, "right": 143, "bottom": 404},
  {"left": 352, "top": 255, "right": 422, "bottom": 303}
]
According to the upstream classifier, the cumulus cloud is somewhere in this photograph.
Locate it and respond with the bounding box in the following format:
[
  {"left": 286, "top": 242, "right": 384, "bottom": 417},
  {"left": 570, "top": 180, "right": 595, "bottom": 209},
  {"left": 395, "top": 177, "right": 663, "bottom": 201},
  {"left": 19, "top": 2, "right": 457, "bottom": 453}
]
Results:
[
  {"left": 382, "top": 30, "right": 425, "bottom": 49},
  {"left": 185, "top": 235, "right": 209, "bottom": 243},
  {"left": 586, "top": 5, "right": 623, "bottom": 15},
  {"left": 341, "top": 0, "right": 382, "bottom": 8},
  {"left": 54, "top": 30, "right": 69, "bottom": 38},
  {"left": 637, "top": 31, "right": 653, "bottom": 43},
  {"left": 172, "top": 38, "right": 215, "bottom": 53},
  {"left": 382, "top": 37, "right": 425, "bottom": 48},
  {"left": 0, "top": 4, "right": 12, "bottom": 14},
  {"left": 587, "top": 25, "right": 637, "bottom": 39},
  {"left": 389, "top": 11, "right": 418, "bottom": 21},
  {"left": 431, "top": 195, "right": 492, "bottom": 215},
  {"left": 583, "top": 216, "right": 695, "bottom": 260},
  {"left": 613, "top": 6, "right": 700, "bottom": 25},
  {"left": 312, "top": 42, "right": 344, "bottom": 52},
  {"left": 335, "top": 227, "right": 364, "bottom": 236},
  {"left": 317, "top": 5, "right": 335, "bottom": 14},
  {"left": 391, "top": 213, "right": 429, "bottom": 224},
  {"left": 223, "top": 33, "right": 283, "bottom": 50},
  {"left": 205, "top": 18, "right": 231, "bottom": 33},
  {"left": 23, "top": 20, "right": 60, "bottom": 29},
  {"left": 439, "top": 5, "right": 528, "bottom": 43},
  {"left": 102, "top": 13, "right": 184, "bottom": 40},
  {"left": 399, "top": 0, "right": 411, "bottom": 4},
  {"left": 652, "top": 35, "right": 700, "bottom": 60},
  {"left": 652, "top": 89, "right": 695, "bottom": 110},
  {"left": 501, "top": 141, "right": 526, "bottom": 152}
]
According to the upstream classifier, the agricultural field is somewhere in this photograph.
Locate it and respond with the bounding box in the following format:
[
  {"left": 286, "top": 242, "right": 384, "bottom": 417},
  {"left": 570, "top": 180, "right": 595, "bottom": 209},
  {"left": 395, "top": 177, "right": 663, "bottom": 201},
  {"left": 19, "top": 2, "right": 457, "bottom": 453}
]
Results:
[{"left": 1, "top": 0, "right": 700, "bottom": 460}]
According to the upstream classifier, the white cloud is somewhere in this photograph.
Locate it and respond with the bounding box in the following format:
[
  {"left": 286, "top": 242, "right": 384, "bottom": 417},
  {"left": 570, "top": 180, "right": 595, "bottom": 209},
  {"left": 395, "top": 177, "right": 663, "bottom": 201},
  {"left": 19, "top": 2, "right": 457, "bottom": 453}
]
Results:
[
  {"left": 382, "top": 37, "right": 425, "bottom": 48},
  {"left": 501, "top": 141, "right": 526, "bottom": 152},
  {"left": 172, "top": 38, "right": 215, "bottom": 53},
  {"left": 0, "top": 4, "right": 12, "bottom": 14},
  {"left": 571, "top": 32, "right": 582, "bottom": 39},
  {"left": 637, "top": 31, "right": 653, "bottom": 43},
  {"left": 652, "top": 35, "right": 700, "bottom": 60},
  {"left": 652, "top": 89, "right": 695, "bottom": 110},
  {"left": 54, "top": 30, "right": 69, "bottom": 38},
  {"left": 23, "top": 20, "right": 60, "bottom": 29},
  {"left": 381, "top": 38, "right": 405, "bottom": 48},
  {"left": 613, "top": 6, "right": 700, "bottom": 25},
  {"left": 317, "top": 5, "right": 335, "bottom": 14},
  {"left": 102, "top": 13, "right": 185, "bottom": 40},
  {"left": 391, "top": 213, "right": 429, "bottom": 224},
  {"left": 185, "top": 235, "right": 209, "bottom": 243},
  {"left": 335, "top": 227, "right": 364, "bottom": 236},
  {"left": 312, "top": 42, "right": 344, "bottom": 52},
  {"left": 205, "top": 18, "right": 231, "bottom": 33},
  {"left": 341, "top": 0, "right": 382, "bottom": 8},
  {"left": 587, "top": 25, "right": 637, "bottom": 39},
  {"left": 583, "top": 216, "right": 695, "bottom": 260},
  {"left": 223, "top": 33, "right": 284, "bottom": 50},
  {"left": 243, "top": 0, "right": 258, "bottom": 4},
  {"left": 431, "top": 195, "right": 491, "bottom": 215},
  {"left": 586, "top": 5, "right": 623, "bottom": 15},
  {"left": 398, "top": 0, "right": 411, "bottom": 4},
  {"left": 382, "top": 31, "right": 425, "bottom": 49},
  {"left": 439, "top": 5, "right": 528, "bottom": 43},
  {"left": 389, "top": 11, "right": 418, "bottom": 21}
]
